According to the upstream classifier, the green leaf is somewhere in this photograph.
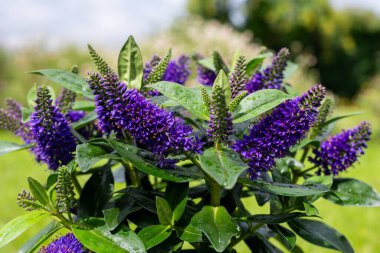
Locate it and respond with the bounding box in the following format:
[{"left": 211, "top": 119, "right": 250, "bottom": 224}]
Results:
[
  {"left": 118, "top": 36, "right": 144, "bottom": 90},
  {"left": 28, "top": 177, "right": 50, "bottom": 206},
  {"left": 246, "top": 52, "right": 272, "bottom": 76},
  {"left": 239, "top": 178, "right": 329, "bottom": 196},
  {"left": 102, "top": 198, "right": 141, "bottom": 231},
  {"left": 108, "top": 140, "right": 194, "bottom": 182},
  {"left": 268, "top": 224, "right": 296, "bottom": 250},
  {"left": 246, "top": 212, "right": 307, "bottom": 224},
  {"left": 324, "top": 178, "right": 380, "bottom": 206},
  {"left": 0, "top": 211, "right": 48, "bottom": 249},
  {"left": 197, "top": 57, "right": 215, "bottom": 72},
  {"left": 19, "top": 222, "right": 63, "bottom": 253},
  {"left": 149, "top": 82, "right": 209, "bottom": 120},
  {"left": 197, "top": 147, "right": 249, "bottom": 189},
  {"left": 165, "top": 182, "right": 188, "bottom": 223},
  {"left": 180, "top": 224, "right": 203, "bottom": 242},
  {"left": 0, "top": 141, "right": 33, "bottom": 156},
  {"left": 29, "top": 69, "right": 93, "bottom": 98},
  {"left": 283, "top": 61, "right": 298, "bottom": 82},
  {"left": 72, "top": 111, "right": 97, "bottom": 130},
  {"left": 73, "top": 222, "right": 146, "bottom": 253},
  {"left": 288, "top": 218, "right": 354, "bottom": 253},
  {"left": 21, "top": 107, "right": 32, "bottom": 123},
  {"left": 232, "top": 89, "right": 292, "bottom": 123},
  {"left": 156, "top": 196, "right": 173, "bottom": 226},
  {"left": 303, "top": 202, "right": 319, "bottom": 216},
  {"left": 76, "top": 143, "right": 117, "bottom": 172},
  {"left": 190, "top": 206, "right": 240, "bottom": 252},
  {"left": 213, "top": 70, "right": 231, "bottom": 103},
  {"left": 138, "top": 225, "right": 172, "bottom": 250},
  {"left": 322, "top": 112, "right": 362, "bottom": 127},
  {"left": 73, "top": 100, "right": 95, "bottom": 111},
  {"left": 290, "top": 138, "right": 320, "bottom": 152}
]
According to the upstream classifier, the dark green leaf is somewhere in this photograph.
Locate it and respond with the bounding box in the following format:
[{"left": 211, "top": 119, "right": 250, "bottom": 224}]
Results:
[
  {"left": 29, "top": 69, "right": 93, "bottom": 98},
  {"left": 239, "top": 178, "right": 329, "bottom": 197},
  {"left": 108, "top": 140, "right": 194, "bottom": 182},
  {"left": 232, "top": 89, "right": 292, "bottom": 123},
  {"left": 73, "top": 222, "right": 146, "bottom": 253},
  {"left": 76, "top": 143, "right": 117, "bottom": 172},
  {"left": 197, "top": 147, "right": 249, "bottom": 189},
  {"left": 244, "top": 235, "right": 283, "bottom": 253},
  {"left": 78, "top": 165, "right": 114, "bottom": 217},
  {"left": 118, "top": 36, "right": 143, "bottom": 90},
  {"left": 246, "top": 52, "right": 272, "bottom": 76},
  {"left": 103, "top": 201, "right": 141, "bottom": 231},
  {"left": 180, "top": 224, "right": 203, "bottom": 242},
  {"left": 0, "top": 211, "right": 48, "bottom": 249},
  {"left": 165, "top": 182, "right": 188, "bottom": 223},
  {"left": 19, "top": 222, "right": 63, "bottom": 253},
  {"left": 190, "top": 206, "right": 240, "bottom": 252},
  {"left": 246, "top": 212, "right": 306, "bottom": 224},
  {"left": 324, "top": 178, "right": 380, "bottom": 206},
  {"left": 72, "top": 111, "right": 97, "bottom": 130},
  {"left": 149, "top": 82, "right": 209, "bottom": 120},
  {"left": 28, "top": 177, "right": 50, "bottom": 206},
  {"left": 156, "top": 196, "right": 173, "bottom": 226},
  {"left": 268, "top": 224, "right": 296, "bottom": 250},
  {"left": 138, "top": 225, "right": 172, "bottom": 250},
  {"left": 122, "top": 188, "right": 157, "bottom": 213},
  {"left": 73, "top": 100, "right": 95, "bottom": 111},
  {"left": 303, "top": 202, "right": 319, "bottom": 216},
  {"left": 0, "top": 141, "right": 33, "bottom": 156},
  {"left": 288, "top": 218, "right": 353, "bottom": 253},
  {"left": 322, "top": 112, "right": 362, "bottom": 127}
]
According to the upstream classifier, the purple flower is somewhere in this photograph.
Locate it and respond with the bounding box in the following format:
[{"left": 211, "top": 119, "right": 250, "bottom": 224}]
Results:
[
  {"left": 39, "top": 233, "right": 86, "bottom": 253},
  {"left": 88, "top": 72, "right": 203, "bottom": 157},
  {"left": 5, "top": 98, "right": 23, "bottom": 121},
  {"left": 232, "top": 84, "right": 325, "bottom": 178},
  {"left": 163, "top": 55, "right": 191, "bottom": 84},
  {"left": 66, "top": 110, "right": 86, "bottom": 123},
  {"left": 30, "top": 86, "right": 76, "bottom": 170},
  {"left": 197, "top": 65, "right": 217, "bottom": 86},
  {"left": 309, "top": 122, "right": 371, "bottom": 175},
  {"left": 245, "top": 48, "right": 290, "bottom": 93}
]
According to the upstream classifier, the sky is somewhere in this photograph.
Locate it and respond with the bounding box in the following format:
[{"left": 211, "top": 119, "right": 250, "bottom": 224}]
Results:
[{"left": 0, "top": 0, "right": 379, "bottom": 50}]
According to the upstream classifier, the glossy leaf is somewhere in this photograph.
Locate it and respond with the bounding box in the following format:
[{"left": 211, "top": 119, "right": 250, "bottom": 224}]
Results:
[
  {"left": 149, "top": 82, "right": 209, "bottom": 120},
  {"left": 73, "top": 223, "right": 146, "bottom": 253},
  {"left": 324, "top": 178, "right": 380, "bottom": 206},
  {"left": 156, "top": 196, "right": 173, "bottom": 226},
  {"left": 0, "top": 211, "right": 48, "bottom": 249},
  {"left": 29, "top": 69, "right": 93, "bottom": 98},
  {"left": 180, "top": 224, "right": 203, "bottom": 242},
  {"left": 19, "top": 222, "right": 63, "bottom": 253},
  {"left": 103, "top": 199, "right": 141, "bottom": 231},
  {"left": 27, "top": 177, "right": 50, "bottom": 206},
  {"left": 197, "top": 147, "right": 249, "bottom": 189},
  {"left": 239, "top": 178, "right": 329, "bottom": 196},
  {"left": 190, "top": 206, "right": 240, "bottom": 252},
  {"left": 0, "top": 141, "right": 33, "bottom": 156},
  {"left": 108, "top": 140, "right": 194, "bottom": 182},
  {"left": 71, "top": 111, "right": 98, "bottom": 130},
  {"left": 246, "top": 212, "right": 306, "bottom": 224},
  {"left": 288, "top": 218, "right": 353, "bottom": 253},
  {"left": 76, "top": 143, "right": 117, "bottom": 172},
  {"left": 268, "top": 224, "right": 296, "bottom": 250},
  {"left": 118, "top": 36, "right": 144, "bottom": 90},
  {"left": 232, "top": 89, "right": 292, "bottom": 123},
  {"left": 73, "top": 100, "right": 95, "bottom": 111},
  {"left": 138, "top": 225, "right": 172, "bottom": 250},
  {"left": 165, "top": 182, "right": 188, "bottom": 223}
]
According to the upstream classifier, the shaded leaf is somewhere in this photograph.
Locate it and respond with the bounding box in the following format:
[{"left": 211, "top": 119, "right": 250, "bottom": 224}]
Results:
[
  {"left": 246, "top": 212, "right": 306, "bottom": 224},
  {"left": 268, "top": 224, "right": 296, "bottom": 250},
  {"left": 165, "top": 182, "right": 188, "bottom": 223},
  {"left": 156, "top": 196, "right": 173, "bottom": 226},
  {"left": 76, "top": 143, "right": 117, "bottom": 172}
]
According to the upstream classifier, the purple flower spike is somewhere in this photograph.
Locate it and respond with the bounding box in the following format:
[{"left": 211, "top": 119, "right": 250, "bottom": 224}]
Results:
[
  {"left": 30, "top": 86, "right": 76, "bottom": 170},
  {"left": 197, "top": 65, "right": 217, "bottom": 86},
  {"left": 39, "top": 233, "right": 86, "bottom": 253},
  {"left": 163, "top": 55, "right": 191, "bottom": 85},
  {"left": 232, "top": 84, "right": 325, "bottom": 178},
  {"left": 5, "top": 98, "right": 23, "bottom": 121},
  {"left": 246, "top": 48, "right": 290, "bottom": 93},
  {"left": 309, "top": 122, "right": 371, "bottom": 175}
]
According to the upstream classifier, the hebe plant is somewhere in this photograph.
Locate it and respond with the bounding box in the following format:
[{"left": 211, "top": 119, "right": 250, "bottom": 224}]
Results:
[{"left": 0, "top": 35, "right": 378, "bottom": 253}]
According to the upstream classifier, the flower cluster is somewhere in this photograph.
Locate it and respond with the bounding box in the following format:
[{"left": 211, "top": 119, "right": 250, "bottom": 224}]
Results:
[
  {"left": 88, "top": 71, "right": 202, "bottom": 157},
  {"left": 232, "top": 84, "right": 326, "bottom": 178},
  {"left": 163, "top": 55, "right": 191, "bottom": 84},
  {"left": 229, "top": 56, "right": 247, "bottom": 99},
  {"left": 245, "top": 48, "right": 290, "bottom": 93},
  {"left": 309, "top": 122, "right": 371, "bottom": 175},
  {"left": 39, "top": 233, "right": 86, "bottom": 253},
  {"left": 30, "top": 86, "right": 76, "bottom": 170}
]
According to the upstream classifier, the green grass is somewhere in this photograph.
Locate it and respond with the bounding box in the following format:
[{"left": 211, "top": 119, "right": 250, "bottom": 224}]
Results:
[{"left": 1, "top": 115, "right": 379, "bottom": 252}]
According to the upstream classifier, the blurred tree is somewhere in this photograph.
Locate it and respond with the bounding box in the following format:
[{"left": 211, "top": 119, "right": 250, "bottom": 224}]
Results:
[{"left": 188, "top": 0, "right": 380, "bottom": 98}]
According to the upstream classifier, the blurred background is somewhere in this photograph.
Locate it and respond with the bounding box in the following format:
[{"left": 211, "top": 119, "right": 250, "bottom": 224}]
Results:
[{"left": 0, "top": 0, "right": 379, "bottom": 252}]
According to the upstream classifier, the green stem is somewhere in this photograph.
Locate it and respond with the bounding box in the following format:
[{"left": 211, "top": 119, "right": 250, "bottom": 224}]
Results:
[
  {"left": 53, "top": 211, "right": 71, "bottom": 229},
  {"left": 122, "top": 160, "right": 140, "bottom": 187},
  {"left": 301, "top": 165, "right": 318, "bottom": 174},
  {"left": 209, "top": 178, "right": 220, "bottom": 207},
  {"left": 300, "top": 146, "right": 310, "bottom": 163}
]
